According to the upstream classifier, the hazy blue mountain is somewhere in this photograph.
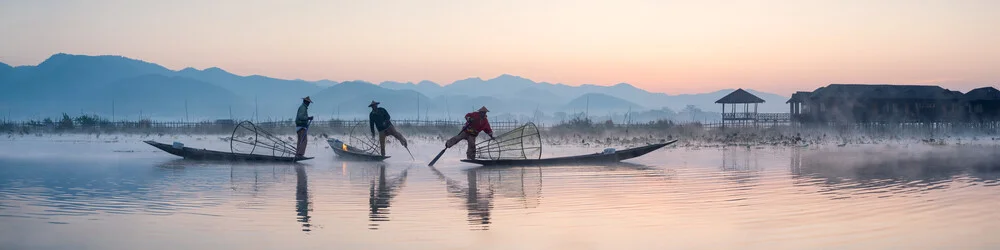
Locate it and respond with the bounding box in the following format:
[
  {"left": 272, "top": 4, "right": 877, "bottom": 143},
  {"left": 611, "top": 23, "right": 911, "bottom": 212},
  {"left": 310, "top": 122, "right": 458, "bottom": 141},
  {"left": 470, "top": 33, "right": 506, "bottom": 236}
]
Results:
[
  {"left": 421, "top": 75, "right": 669, "bottom": 108},
  {"left": 382, "top": 82, "right": 567, "bottom": 117},
  {"left": 0, "top": 53, "right": 333, "bottom": 119},
  {"left": 568, "top": 83, "right": 668, "bottom": 109},
  {"left": 0, "top": 53, "right": 792, "bottom": 120},
  {"left": 98, "top": 75, "right": 247, "bottom": 119},
  {"left": 378, "top": 81, "right": 408, "bottom": 89},
  {"left": 431, "top": 95, "right": 509, "bottom": 119},
  {"left": 0, "top": 62, "right": 10, "bottom": 89},
  {"left": 668, "top": 89, "right": 788, "bottom": 113},
  {"left": 310, "top": 81, "right": 436, "bottom": 119},
  {"left": 34, "top": 54, "right": 172, "bottom": 90},
  {"left": 174, "top": 67, "right": 323, "bottom": 105},
  {"left": 443, "top": 74, "right": 541, "bottom": 98},
  {"left": 312, "top": 79, "right": 338, "bottom": 87},
  {"left": 171, "top": 67, "right": 328, "bottom": 120},
  {"left": 563, "top": 93, "right": 644, "bottom": 113},
  {"left": 9, "top": 54, "right": 172, "bottom": 99},
  {"left": 425, "top": 74, "right": 788, "bottom": 112},
  {"left": 500, "top": 87, "right": 567, "bottom": 105},
  {"left": 0, "top": 54, "right": 180, "bottom": 118},
  {"left": 0, "top": 62, "right": 11, "bottom": 76},
  {"left": 379, "top": 80, "right": 444, "bottom": 97},
  {"left": 320, "top": 72, "right": 791, "bottom": 117}
]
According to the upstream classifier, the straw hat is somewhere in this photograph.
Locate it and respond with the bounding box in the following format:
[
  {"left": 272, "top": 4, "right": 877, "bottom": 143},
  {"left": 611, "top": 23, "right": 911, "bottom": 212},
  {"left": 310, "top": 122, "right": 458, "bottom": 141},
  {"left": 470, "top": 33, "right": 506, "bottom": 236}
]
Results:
[
  {"left": 368, "top": 101, "right": 380, "bottom": 107},
  {"left": 302, "top": 96, "right": 312, "bottom": 103},
  {"left": 478, "top": 106, "right": 489, "bottom": 113}
]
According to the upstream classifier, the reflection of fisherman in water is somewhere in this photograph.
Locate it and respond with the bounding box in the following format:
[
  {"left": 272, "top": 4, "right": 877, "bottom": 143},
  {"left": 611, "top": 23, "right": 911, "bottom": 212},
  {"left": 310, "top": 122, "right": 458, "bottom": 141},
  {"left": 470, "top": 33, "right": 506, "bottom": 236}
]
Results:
[
  {"left": 427, "top": 164, "right": 661, "bottom": 230},
  {"left": 427, "top": 165, "right": 493, "bottom": 230},
  {"left": 465, "top": 170, "right": 492, "bottom": 229},
  {"left": 295, "top": 165, "right": 312, "bottom": 232},
  {"left": 368, "top": 164, "right": 410, "bottom": 230}
]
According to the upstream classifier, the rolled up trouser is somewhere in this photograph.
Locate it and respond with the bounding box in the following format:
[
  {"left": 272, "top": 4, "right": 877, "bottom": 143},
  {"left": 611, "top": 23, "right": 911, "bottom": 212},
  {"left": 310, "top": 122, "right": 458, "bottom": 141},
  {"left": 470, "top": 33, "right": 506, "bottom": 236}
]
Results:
[
  {"left": 377, "top": 125, "right": 407, "bottom": 156},
  {"left": 295, "top": 128, "right": 308, "bottom": 157},
  {"left": 445, "top": 132, "right": 477, "bottom": 159}
]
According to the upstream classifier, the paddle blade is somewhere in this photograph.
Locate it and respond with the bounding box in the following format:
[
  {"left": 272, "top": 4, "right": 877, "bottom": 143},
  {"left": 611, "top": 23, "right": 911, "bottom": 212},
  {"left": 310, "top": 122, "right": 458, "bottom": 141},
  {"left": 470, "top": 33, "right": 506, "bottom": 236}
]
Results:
[{"left": 428, "top": 149, "right": 446, "bottom": 166}]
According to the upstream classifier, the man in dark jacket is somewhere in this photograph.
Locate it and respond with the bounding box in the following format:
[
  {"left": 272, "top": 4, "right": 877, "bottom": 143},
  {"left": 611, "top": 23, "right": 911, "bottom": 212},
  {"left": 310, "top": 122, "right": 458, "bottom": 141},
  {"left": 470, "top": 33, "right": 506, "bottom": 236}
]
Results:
[
  {"left": 369, "top": 101, "right": 407, "bottom": 156},
  {"left": 295, "top": 96, "right": 314, "bottom": 158}
]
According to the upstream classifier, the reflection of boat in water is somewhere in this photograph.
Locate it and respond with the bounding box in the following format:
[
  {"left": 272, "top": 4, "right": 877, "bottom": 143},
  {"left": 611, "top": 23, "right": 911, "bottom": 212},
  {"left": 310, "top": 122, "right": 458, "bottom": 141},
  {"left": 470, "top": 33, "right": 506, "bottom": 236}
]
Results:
[
  {"left": 368, "top": 164, "right": 410, "bottom": 230},
  {"left": 145, "top": 140, "right": 312, "bottom": 162},
  {"left": 461, "top": 140, "right": 676, "bottom": 166},
  {"left": 152, "top": 160, "right": 315, "bottom": 232},
  {"left": 428, "top": 163, "right": 665, "bottom": 230},
  {"left": 789, "top": 146, "right": 1000, "bottom": 196}
]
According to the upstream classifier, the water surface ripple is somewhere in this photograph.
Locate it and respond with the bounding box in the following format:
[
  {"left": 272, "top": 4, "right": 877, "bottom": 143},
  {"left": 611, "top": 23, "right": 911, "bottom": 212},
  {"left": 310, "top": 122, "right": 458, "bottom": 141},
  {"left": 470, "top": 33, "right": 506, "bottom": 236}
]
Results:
[{"left": 1, "top": 138, "right": 1000, "bottom": 249}]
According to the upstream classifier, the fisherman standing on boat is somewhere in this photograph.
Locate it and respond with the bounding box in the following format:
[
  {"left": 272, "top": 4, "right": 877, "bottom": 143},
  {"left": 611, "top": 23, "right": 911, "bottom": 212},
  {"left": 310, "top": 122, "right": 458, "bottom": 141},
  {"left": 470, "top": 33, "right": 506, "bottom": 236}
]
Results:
[
  {"left": 446, "top": 106, "right": 495, "bottom": 160},
  {"left": 369, "top": 101, "right": 408, "bottom": 156},
  {"left": 295, "top": 96, "right": 314, "bottom": 158}
]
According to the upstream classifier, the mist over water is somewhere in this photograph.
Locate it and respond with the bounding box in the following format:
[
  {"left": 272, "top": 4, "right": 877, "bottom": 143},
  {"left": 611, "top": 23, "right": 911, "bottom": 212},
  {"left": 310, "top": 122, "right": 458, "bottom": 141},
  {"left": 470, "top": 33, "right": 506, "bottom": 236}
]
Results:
[{"left": 1, "top": 136, "right": 1000, "bottom": 249}]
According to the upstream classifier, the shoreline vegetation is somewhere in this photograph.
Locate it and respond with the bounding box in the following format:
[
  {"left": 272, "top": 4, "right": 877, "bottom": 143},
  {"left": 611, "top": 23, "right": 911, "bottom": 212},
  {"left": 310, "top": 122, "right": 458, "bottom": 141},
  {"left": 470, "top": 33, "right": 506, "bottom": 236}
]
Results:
[{"left": 3, "top": 114, "right": 1000, "bottom": 148}]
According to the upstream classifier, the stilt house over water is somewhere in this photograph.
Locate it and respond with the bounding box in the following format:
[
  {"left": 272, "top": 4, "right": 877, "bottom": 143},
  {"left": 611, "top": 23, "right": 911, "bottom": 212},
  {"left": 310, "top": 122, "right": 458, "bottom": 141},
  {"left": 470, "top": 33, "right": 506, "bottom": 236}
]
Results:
[
  {"left": 964, "top": 87, "right": 1000, "bottom": 122},
  {"left": 716, "top": 88, "right": 765, "bottom": 128},
  {"left": 787, "top": 84, "right": 1000, "bottom": 125}
]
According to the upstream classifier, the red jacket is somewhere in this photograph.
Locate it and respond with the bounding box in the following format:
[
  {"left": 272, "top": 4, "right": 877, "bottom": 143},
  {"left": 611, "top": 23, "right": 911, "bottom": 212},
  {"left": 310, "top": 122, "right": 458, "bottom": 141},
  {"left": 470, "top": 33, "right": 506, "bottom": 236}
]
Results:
[{"left": 463, "top": 112, "right": 492, "bottom": 136}]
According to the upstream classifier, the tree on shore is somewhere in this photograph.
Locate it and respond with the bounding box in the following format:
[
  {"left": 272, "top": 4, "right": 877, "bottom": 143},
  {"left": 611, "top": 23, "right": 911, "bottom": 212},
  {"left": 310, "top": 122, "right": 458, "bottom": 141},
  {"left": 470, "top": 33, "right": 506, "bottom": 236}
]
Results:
[{"left": 57, "top": 113, "right": 74, "bottom": 131}]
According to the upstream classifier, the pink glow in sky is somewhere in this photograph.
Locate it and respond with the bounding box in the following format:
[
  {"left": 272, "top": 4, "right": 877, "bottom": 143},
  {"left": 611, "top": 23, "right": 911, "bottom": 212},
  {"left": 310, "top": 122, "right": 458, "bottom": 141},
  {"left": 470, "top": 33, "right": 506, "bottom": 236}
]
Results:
[{"left": 2, "top": 0, "right": 998, "bottom": 94}]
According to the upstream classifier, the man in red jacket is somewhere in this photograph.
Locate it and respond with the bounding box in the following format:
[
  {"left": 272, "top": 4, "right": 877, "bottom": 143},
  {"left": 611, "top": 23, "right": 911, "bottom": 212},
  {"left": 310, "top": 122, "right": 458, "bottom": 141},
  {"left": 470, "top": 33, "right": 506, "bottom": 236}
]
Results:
[{"left": 446, "top": 106, "right": 495, "bottom": 159}]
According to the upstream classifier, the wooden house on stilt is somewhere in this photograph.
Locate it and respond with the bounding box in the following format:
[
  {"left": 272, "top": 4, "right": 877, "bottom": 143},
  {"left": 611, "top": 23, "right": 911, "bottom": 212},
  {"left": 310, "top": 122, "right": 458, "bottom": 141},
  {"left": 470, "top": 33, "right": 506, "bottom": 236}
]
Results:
[{"left": 716, "top": 89, "right": 765, "bottom": 129}]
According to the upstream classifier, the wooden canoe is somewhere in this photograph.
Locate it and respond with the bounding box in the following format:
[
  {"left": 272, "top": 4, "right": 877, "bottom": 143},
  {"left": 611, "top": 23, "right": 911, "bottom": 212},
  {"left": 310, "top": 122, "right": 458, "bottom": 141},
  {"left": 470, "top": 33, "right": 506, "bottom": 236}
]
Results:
[
  {"left": 326, "top": 138, "right": 389, "bottom": 161},
  {"left": 461, "top": 140, "right": 676, "bottom": 166},
  {"left": 144, "top": 140, "right": 312, "bottom": 162}
]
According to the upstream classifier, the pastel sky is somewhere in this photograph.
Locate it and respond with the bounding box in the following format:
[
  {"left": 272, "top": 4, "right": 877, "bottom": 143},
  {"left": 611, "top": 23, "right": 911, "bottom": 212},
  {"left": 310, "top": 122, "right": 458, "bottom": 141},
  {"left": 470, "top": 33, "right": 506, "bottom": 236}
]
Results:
[{"left": 2, "top": 0, "right": 998, "bottom": 95}]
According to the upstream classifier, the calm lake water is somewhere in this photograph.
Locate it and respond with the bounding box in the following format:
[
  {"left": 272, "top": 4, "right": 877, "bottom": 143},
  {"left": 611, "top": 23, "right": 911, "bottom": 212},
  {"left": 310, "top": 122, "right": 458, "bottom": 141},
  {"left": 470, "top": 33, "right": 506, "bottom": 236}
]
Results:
[{"left": 2, "top": 136, "right": 1000, "bottom": 249}]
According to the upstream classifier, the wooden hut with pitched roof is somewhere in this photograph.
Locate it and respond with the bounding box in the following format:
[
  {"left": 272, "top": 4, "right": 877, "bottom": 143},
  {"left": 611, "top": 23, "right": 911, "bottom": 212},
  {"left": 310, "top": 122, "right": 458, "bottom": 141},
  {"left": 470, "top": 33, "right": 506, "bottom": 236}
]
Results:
[
  {"left": 786, "top": 84, "right": 996, "bottom": 125},
  {"left": 965, "top": 87, "right": 1000, "bottom": 122},
  {"left": 716, "top": 89, "right": 765, "bottom": 128}
]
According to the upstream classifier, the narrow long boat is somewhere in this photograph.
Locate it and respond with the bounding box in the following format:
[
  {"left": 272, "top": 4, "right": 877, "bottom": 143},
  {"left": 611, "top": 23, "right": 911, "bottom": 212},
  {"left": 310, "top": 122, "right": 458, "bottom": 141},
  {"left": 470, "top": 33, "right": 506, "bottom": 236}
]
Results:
[
  {"left": 326, "top": 138, "right": 389, "bottom": 161},
  {"left": 460, "top": 140, "right": 676, "bottom": 166},
  {"left": 144, "top": 140, "right": 312, "bottom": 162}
]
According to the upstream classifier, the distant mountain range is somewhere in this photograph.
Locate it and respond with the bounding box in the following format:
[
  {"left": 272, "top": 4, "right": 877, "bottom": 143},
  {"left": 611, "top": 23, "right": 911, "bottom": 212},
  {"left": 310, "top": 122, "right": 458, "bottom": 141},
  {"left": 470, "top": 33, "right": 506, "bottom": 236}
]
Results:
[
  {"left": 375, "top": 74, "right": 790, "bottom": 115},
  {"left": 0, "top": 53, "right": 790, "bottom": 121}
]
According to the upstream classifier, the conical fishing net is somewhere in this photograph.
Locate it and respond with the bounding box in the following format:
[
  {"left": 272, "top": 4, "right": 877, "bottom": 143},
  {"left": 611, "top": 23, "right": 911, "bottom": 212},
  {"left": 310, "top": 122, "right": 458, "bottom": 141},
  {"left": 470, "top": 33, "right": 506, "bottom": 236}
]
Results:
[
  {"left": 474, "top": 122, "right": 542, "bottom": 160},
  {"left": 347, "top": 121, "right": 381, "bottom": 155},
  {"left": 230, "top": 121, "right": 299, "bottom": 157}
]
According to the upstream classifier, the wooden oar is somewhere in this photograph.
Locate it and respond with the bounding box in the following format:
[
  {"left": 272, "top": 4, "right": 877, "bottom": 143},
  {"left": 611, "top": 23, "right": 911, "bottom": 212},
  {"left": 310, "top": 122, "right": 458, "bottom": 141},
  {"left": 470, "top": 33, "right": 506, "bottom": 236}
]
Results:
[
  {"left": 428, "top": 148, "right": 446, "bottom": 166},
  {"left": 404, "top": 145, "right": 415, "bottom": 161},
  {"left": 430, "top": 125, "right": 469, "bottom": 166},
  {"left": 429, "top": 135, "right": 494, "bottom": 166}
]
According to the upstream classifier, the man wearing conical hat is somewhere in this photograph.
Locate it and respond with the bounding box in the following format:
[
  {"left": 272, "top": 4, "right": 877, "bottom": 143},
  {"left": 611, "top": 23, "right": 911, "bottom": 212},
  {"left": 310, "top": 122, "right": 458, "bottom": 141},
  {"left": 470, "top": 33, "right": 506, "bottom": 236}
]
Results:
[
  {"left": 368, "top": 100, "right": 407, "bottom": 156},
  {"left": 294, "top": 96, "right": 314, "bottom": 158},
  {"left": 446, "top": 106, "right": 495, "bottom": 160}
]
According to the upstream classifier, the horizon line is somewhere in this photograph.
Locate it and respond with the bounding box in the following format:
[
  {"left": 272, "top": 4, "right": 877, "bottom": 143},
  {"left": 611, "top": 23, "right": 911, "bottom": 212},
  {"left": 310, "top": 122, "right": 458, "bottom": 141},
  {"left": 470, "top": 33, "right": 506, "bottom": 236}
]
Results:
[
  {"left": 5, "top": 52, "right": 990, "bottom": 96},
  {"left": 4, "top": 52, "right": 780, "bottom": 96}
]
